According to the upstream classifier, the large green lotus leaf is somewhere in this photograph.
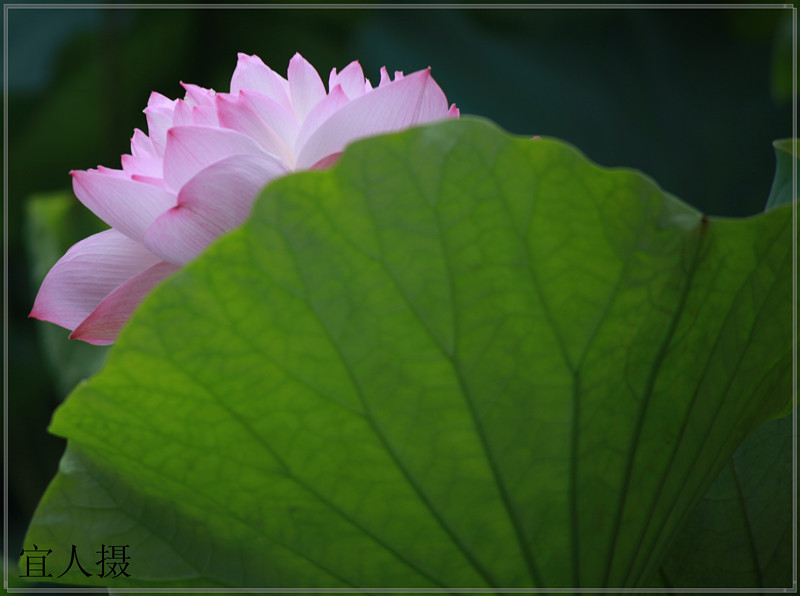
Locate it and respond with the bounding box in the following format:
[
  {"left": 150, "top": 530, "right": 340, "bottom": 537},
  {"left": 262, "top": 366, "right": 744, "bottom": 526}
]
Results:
[
  {"left": 650, "top": 135, "right": 795, "bottom": 591},
  {"left": 23, "top": 119, "right": 792, "bottom": 589}
]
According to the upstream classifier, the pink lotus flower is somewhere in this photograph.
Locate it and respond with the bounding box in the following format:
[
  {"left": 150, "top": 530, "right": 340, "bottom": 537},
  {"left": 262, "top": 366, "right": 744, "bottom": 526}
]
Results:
[{"left": 30, "top": 53, "right": 459, "bottom": 345}]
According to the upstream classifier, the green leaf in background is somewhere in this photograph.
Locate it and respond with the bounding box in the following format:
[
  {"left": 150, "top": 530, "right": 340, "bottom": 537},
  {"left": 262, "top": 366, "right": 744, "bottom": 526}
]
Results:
[
  {"left": 770, "top": 13, "right": 793, "bottom": 104},
  {"left": 765, "top": 138, "right": 798, "bottom": 212},
  {"left": 25, "top": 192, "right": 110, "bottom": 397},
  {"left": 656, "top": 414, "right": 792, "bottom": 588},
  {"left": 23, "top": 119, "right": 792, "bottom": 589}
]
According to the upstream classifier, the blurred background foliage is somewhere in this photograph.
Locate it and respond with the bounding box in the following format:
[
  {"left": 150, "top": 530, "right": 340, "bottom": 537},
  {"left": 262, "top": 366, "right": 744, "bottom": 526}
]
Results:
[{"left": 6, "top": 1, "right": 793, "bottom": 582}]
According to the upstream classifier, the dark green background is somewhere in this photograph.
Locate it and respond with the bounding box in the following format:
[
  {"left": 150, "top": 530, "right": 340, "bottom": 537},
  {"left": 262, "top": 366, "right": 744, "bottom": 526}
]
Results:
[{"left": 6, "top": 2, "right": 793, "bottom": 582}]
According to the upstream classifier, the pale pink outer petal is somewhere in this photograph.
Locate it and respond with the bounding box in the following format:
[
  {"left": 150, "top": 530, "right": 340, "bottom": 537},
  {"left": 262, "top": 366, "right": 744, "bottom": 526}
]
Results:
[
  {"left": 172, "top": 99, "right": 194, "bottom": 127},
  {"left": 287, "top": 52, "right": 326, "bottom": 122},
  {"left": 144, "top": 92, "right": 177, "bottom": 156},
  {"left": 216, "top": 93, "right": 292, "bottom": 164},
  {"left": 162, "top": 125, "right": 268, "bottom": 191},
  {"left": 309, "top": 152, "right": 342, "bottom": 170},
  {"left": 131, "top": 129, "right": 156, "bottom": 157},
  {"left": 147, "top": 91, "right": 173, "bottom": 108},
  {"left": 181, "top": 82, "right": 216, "bottom": 107},
  {"left": 230, "top": 53, "right": 292, "bottom": 112},
  {"left": 131, "top": 175, "right": 166, "bottom": 189},
  {"left": 71, "top": 170, "right": 176, "bottom": 241},
  {"left": 328, "top": 61, "right": 366, "bottom": 99},
  {"left": 296, "top": 68, "right": 455, "bottom": 170},
  {"left": 70, "top": 261, "right": 180, "bottom": 345},
  {"left": 239, "top": 90, "right": 299, "bottom": 157},
  {"left": 191, "top": 104, "right": 219, "bottom": 127},
  {"left": 95, "top": 166, "right": 128, "bottom": 179},
  {"left": 379, "top": 67, "right": 391, "bottom": 86},
  {"left": 142, "top": 154, "right": 287, "bottom": 265},
  {"left": 121, "top": 154, "right": 163, "bottom": 179},
  {"left": 30, "top": 229, "right": 163, "bottom": 332},
  {"left": 293, "top": 85, "right": 350, "bottom": 161}
]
